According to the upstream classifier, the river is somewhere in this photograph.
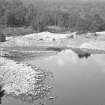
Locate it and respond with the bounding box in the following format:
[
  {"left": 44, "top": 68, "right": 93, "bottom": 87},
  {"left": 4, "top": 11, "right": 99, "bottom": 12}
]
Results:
[{"left": 1, "top": 49, "right": 105, "bottom": 105}]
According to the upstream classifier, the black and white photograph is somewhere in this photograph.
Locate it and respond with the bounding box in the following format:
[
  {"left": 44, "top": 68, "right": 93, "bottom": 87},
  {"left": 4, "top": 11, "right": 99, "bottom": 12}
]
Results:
[{"left": 0, "top": 0, "right": 105, "bottom": 105}]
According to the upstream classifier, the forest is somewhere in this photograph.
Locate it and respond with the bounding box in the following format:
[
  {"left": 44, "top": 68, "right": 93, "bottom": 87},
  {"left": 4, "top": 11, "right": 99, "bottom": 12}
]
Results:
[{"left": 1, "top": 0, "right": 105, "bottom": 33}]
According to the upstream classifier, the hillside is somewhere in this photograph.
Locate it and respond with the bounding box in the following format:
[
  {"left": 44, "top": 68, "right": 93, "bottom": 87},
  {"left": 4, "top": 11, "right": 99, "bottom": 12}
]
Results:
[{"left": 2, "top": 0, "right": 105, "bottom": 34}]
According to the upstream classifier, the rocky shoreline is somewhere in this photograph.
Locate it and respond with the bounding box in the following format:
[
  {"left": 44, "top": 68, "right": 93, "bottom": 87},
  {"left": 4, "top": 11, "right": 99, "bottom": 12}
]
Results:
[{"left": 0, "top": 57, "right": 53, "bottom": 103}]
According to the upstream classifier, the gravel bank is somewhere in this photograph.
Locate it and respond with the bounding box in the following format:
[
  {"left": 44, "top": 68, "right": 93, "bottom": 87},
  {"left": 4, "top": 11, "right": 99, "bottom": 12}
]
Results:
[{"left": 0, "top": 57, "right": 53, "bottom": 102}]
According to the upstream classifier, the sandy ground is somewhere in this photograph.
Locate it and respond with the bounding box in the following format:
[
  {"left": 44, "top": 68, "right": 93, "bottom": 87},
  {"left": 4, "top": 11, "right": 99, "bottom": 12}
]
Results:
[
  {"left": 0, "top": 32, "right": 105, "bottom": 60},
  {"left": 1, "top": 35, "right": 105, "bottom": 51}
]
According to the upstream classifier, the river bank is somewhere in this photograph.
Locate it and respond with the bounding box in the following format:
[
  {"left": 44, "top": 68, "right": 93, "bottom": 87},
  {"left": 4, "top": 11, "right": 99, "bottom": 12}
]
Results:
[{"left": 0, "top": 32, "right": 105, "bottom": 59}]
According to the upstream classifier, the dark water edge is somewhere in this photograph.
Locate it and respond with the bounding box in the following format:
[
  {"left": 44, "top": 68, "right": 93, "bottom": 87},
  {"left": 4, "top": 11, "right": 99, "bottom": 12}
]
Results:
[
  {"left": 2, "top": 46, "right": 105, "bottom": 62},
  {"left": 2, "top": 51, "right": 58, "bottom": 62}
]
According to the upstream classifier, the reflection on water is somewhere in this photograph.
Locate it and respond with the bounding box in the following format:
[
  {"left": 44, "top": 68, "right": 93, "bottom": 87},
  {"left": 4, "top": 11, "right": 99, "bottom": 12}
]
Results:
[
  {"left": 24, "top": 50, "right": 105, "bottom": 105},
  {"left": 78, "top": 53, "right": 90, "bottom": 58},
  {"left": 70, "top": 48, "right": 91, "bottom": 59},
  {"left": 1, "top": 49, "right": 105, "bottom": 105}
]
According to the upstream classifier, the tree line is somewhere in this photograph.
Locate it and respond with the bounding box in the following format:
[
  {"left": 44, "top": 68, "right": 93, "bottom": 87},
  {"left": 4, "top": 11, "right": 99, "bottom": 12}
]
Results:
[{"left": 1, "top": 0, "right": 105, "bottom": 33}]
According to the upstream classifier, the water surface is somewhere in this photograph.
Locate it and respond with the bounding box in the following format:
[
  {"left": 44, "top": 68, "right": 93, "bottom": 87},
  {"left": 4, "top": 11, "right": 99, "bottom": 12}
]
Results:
[
  {"left": 24, "top": 50, "right": 105, "bottom": 105},
  {"left": 2, "top": 50, "right": 105, "bottom": 105}
]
